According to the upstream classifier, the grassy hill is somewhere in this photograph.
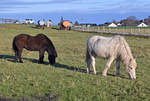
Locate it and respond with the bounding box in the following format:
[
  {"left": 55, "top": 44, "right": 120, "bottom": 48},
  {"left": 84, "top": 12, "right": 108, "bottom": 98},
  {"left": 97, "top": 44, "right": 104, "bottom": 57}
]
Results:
[{"left": 0, "top": 24, "right": 150, "bottom": 101}]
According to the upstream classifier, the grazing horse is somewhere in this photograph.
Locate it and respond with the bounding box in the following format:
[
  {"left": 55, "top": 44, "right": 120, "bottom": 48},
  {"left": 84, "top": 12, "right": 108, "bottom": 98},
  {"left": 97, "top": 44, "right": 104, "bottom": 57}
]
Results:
[
  {"left": 86, "top": 35, "right": 137, "bottom": 80},
  {"left": 12, "top": 34, "right": 57, "bottom": 65}
]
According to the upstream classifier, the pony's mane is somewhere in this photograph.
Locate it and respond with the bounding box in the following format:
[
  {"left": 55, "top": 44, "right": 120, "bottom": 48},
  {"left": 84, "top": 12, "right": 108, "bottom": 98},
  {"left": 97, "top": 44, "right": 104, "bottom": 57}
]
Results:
[
  {"left": 119, "top": 37, "right": 133, "bottom": 64},
  {"left": 41, "top": 34, "right": 57, "bottom": 57}
]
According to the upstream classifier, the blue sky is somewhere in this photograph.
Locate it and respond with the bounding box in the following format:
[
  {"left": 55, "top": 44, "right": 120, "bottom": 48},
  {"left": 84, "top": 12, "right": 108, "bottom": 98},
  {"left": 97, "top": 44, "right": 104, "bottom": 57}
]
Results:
[{"left": 1, "top": 0, "right": 150, "bottom": 24}]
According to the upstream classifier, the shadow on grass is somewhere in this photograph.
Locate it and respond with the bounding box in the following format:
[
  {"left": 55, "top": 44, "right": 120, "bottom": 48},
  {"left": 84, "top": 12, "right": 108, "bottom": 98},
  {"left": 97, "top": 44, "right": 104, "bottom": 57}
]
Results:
[
  {"left": 0, "top": 55, "right": 127, "bottom": 79},
  {"left": 31, "top": 26, "right": 40, "bottom": 29},
  {"left": 107, "top": 73, "right": 128, "bottom": 79},
  {"left": 53, "top": 63, "right": 86, "bottom": 73},
  {"left": 0, "top": 55, "right": 39, "bottom": 64},
  {"left": 51, "top": 27, "right": 60, "bottom": 30},
  {"left": 0, "top": 55, "right": 87, "bottom": 73}
]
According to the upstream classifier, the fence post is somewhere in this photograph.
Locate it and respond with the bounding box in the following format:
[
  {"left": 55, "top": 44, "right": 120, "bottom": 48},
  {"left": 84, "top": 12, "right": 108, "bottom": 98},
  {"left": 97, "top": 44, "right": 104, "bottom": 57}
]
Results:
[{"left": 138, "top": 28, "right": 140, "bottom": 33}]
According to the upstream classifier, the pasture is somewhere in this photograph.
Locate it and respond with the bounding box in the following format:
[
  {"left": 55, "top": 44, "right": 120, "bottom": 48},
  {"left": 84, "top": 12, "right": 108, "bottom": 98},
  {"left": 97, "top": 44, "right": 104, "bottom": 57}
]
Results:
[{"left": 0, "top": 24, "right": 150, "bottom": 101}]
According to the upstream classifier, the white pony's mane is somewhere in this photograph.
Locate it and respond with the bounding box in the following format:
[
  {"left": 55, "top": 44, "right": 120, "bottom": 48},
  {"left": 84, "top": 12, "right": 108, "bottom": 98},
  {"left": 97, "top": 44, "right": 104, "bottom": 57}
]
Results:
[{"left": 119, "top": 37, "right": 133, "bottom": 65}]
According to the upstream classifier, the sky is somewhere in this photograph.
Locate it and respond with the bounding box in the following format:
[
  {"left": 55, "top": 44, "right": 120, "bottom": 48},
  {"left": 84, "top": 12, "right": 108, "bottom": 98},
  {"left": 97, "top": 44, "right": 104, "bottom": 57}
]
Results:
[{"left": 1, "top": 0, "right": 150, "bottom": 25}]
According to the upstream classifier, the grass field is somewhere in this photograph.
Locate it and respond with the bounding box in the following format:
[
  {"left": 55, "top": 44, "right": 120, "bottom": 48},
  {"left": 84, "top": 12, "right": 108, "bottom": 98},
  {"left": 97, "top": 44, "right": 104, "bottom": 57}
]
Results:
[{"left": 0, "top": 24, "right": 150, "bottom": 101}]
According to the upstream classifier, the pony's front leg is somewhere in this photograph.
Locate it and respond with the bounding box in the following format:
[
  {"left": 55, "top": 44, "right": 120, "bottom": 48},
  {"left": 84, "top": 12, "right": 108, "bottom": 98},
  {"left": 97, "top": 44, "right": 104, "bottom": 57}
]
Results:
[
  {"left": 38, "top": 50, "right": 45, "bottom": 64},
  {"left": 116, "top": 60, "right": 120, "bottom": 76},
  {"left": 91, "top": 56, "right": 96, "bottom": 75},
  {"left": 102, "top": 57, "right": 114, "bottom": 76}
]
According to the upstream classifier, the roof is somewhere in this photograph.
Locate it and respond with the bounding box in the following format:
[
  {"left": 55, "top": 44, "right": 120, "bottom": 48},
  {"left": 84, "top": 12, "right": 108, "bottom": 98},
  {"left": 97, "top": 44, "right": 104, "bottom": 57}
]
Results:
[
  {"left": 61, "top": 20, "right": 72, "bottom": 27},
  {"left": 108, "top": 23, "right": 117, "bottom": 27},
  {"left": 137, "top": 23, "right": 148, "bottom": 27}
]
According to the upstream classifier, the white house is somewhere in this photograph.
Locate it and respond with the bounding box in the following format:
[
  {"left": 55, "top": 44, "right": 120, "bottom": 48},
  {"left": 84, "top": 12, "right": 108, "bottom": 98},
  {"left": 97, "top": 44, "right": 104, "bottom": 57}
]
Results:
[
  {"left": 108, "top": 23, "right": 117, "bottom": 27},
  {"left": 117, "top": 23, "right": 122, "bottom": 26},
  {"left": 137, "top": 23, "right": 148, "bottom": 27}
]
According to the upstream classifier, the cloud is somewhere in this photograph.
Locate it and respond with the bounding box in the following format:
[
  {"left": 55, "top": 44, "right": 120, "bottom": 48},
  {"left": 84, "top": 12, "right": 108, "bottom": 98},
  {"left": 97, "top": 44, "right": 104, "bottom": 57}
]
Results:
[
  {"left": 1, "top": 0, "right": 150, "bottom": 14},
  {"left": 87, "top": 0, "right": 150, "bottom": 14},
  {"left": 1, "top": 0, "right": 80, "bottom": 6},
  {"left": 0, "top": 0, "right": 82, "bottom": 13}
]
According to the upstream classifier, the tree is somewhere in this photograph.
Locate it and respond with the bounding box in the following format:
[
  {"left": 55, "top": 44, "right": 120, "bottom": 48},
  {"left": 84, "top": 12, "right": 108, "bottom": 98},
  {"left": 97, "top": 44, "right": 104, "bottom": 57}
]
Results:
[
  {"left": 74, "top": 20, "right": 79, "bottom": 25},
  {"left": 120, "top": 16, "right": 139, "bottom": 26},
  {"left": 60, "top": 16, "right": 64, "bottom": 22},
  {"left": 144, "top": 16, "right": 150, "bottom": 25},
  {"left": 127, "top": 16, "right": 137, "bottom": 21},
  {"left": 58, "top": 16, "right": 64, "bottom": 26},
  {"left": 112, "top": 20, "right": 118, "bottom": 24}
]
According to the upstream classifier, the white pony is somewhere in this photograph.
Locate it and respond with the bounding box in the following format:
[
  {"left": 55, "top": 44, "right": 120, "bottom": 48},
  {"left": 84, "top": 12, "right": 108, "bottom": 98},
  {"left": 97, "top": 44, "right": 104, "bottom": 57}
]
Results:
[{"left": 86, "top": 35, "right": 137, "bottom": 80}]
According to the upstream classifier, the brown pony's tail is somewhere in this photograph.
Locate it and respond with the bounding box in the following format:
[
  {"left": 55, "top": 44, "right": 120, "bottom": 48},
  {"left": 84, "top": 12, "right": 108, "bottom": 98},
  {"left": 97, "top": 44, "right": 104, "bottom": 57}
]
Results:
[{"left": 12, "top": 37, "right": 18, "bottom": 53}]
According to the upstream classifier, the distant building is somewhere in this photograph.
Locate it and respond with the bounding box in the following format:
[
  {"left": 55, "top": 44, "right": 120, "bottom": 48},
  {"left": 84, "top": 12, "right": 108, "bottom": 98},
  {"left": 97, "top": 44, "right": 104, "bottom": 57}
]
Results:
[
  {"left": 137, "top": 23, "right": 148, "bottom": 27},
  {"left": 47, "top": 20, "right": 52, "bottom": 27},
  {"left": 117, "top": 23, "right": 122, "bottom": 26},
  {"left": 14, "top": 20, "right": 20, "bottom": 24},
  {"left": 108, "top": 23, "right": 117, "bottom": 27},
  {"left": 80, "top": 23, "right": 97, "bottom": 26},
  {"left": 60, "top": 20, "right": 72, "bottom": 30},
  {"left": 22, "top": 19, "right": 34, "bottom": 24}
]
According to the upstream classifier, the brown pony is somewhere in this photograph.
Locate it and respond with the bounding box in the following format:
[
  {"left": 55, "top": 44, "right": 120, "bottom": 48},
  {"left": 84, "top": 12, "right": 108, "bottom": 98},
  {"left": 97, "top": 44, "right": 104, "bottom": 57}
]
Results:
[{"left": 12, "top": 33, "right": 57, "bottom": 65}]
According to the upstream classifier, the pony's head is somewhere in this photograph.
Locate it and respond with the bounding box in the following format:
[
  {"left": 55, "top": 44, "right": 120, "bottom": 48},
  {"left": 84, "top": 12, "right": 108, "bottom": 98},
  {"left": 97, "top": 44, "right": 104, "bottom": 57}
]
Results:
[
  {"left": 127, "top": 58, "right": 137, "bottom": 80},
  {"left": 48, "top": 55, "right": 56, "bottom": 65}
]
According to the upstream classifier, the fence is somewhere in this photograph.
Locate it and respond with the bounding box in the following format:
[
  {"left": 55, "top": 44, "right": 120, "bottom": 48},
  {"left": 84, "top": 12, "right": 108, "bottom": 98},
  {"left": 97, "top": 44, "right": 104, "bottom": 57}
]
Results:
[{"left": 72, "top": 26, "right": 150, "bottom": 37}]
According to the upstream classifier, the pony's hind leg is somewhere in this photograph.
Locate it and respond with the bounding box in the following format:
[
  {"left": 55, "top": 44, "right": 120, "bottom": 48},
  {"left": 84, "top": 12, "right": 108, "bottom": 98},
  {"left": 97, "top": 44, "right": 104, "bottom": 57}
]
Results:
[
  {"left": 17, "top": 48, "right": 23, "bottom": 63},
  {"left": 91, "top": 56, "right": 96, "bottom": 75},
  {"left": 102, "top": 57, "right": 114, "bottom": 76},
  {"left": 87, "top": 58, "right": 92, "bottom": 74},
  {"left": 116, "top": 60, "right": 120, "bottom": 76},
  {"left": 14, "top": 51, "right": 19, "bottom": 62}
]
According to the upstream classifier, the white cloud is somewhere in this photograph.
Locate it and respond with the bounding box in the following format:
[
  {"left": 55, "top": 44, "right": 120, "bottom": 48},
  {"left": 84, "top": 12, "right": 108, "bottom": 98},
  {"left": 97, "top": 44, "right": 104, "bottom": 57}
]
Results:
[{"left": 0, "top": 0, "right": 150, "bottom": 14}]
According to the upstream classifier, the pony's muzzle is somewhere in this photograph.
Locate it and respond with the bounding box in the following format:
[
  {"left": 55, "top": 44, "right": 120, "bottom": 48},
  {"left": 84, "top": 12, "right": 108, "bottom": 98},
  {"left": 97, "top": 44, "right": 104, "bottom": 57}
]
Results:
[{"left": 128, "top": 73, "right": 136, "bottom": 80}]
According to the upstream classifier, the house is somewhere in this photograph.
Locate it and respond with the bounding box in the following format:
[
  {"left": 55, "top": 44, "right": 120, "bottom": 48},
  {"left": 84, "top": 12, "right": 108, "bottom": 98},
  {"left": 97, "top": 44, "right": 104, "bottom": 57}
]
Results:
[
  {"left": 22, "top": 19, "right": 34, "bottom": 24},
  {"left": 14, "top": 20, "right": 20, "bottom": 24},
  {"left": 80, "top": 23, "right": 97, "bottom": 27},
  {"left": 108, "top": 23, "right": 117, "bottom": 27},
  {"left": 117, "top": 23, "right": 122, "bottom": 26},
  {"left": 60, "top": 20, "right": 72, "bottom": 30},
  {"left": 137, "top": 22, "right": 148, "bottom": 27}
]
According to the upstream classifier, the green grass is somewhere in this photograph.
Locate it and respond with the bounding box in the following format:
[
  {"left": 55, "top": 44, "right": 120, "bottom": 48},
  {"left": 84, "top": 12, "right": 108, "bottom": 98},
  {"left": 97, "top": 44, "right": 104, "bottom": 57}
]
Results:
[{"left": 0, "top": 24, "right": 150, "bottom": 101}]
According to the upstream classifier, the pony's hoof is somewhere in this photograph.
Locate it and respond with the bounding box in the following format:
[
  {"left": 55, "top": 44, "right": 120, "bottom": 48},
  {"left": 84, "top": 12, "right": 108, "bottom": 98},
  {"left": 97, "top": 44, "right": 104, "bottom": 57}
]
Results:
[
  {"left": 116, "top": 73, "right": 120, "bottom": 76},
  {"left": 50, "top": 63, "right": 55, "bottom": 65},
  {"left": 38, "top": 61, "right": 44, "bottom": 64},
  {"left": 94, "top": 72, "right": 97, "bottom": 75},
  {"left": 38, "top": 62, "right": 44, "bottom": 64},
  {"left": 102, "top": 73, "right": 107, "bottom": 76},
  {"left": 19, "top": 61, "right": 23, "bottom": 63}
]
